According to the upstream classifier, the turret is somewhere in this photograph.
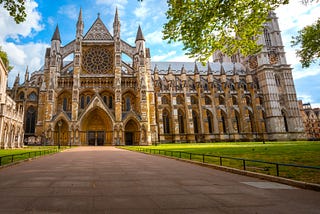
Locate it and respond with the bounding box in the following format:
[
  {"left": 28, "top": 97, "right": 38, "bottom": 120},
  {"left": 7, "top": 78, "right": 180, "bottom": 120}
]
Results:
[
  {"left": 51, "top": 25, "right": 61, "bottom": 54},
  {"left": 76, "top": 8, "right": 84, "bottom": 38},
  {"left": 135, "top": 25, "right": 145, "bottom": 58}
]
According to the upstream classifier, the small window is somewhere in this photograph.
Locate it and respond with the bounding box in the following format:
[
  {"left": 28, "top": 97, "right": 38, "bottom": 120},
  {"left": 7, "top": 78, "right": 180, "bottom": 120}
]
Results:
[
  {"left": 80, "top": 96, "right": 85, "bottom": 109},
  {"left": 63, "top": 98, "right": 67, "bottom": 111},
  {"left": 161, "top": 96, "right": 169, "bottom": 104},
  {"left": 205, "top": 96, "right": 212, "bottom": 105},
  {"left": 86, "top": 96, "right": 90, "bottom": 104},
  {"left": 109, "top": 96, "right": 113, "bottom": 109},
  {"left": 29, "top": 92, "right": 37, "bottom": 101}
]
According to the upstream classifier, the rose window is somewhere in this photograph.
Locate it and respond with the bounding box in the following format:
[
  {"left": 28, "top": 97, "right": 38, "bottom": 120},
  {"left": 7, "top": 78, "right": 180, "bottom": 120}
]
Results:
[{"left": 82, "top": 47, "right": 113, "bottom": 74}]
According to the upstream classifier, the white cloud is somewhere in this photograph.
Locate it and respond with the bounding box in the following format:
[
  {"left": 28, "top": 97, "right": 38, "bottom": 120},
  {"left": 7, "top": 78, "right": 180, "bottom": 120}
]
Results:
[
  {"left": 134, "top": 1, "right": 149, "bottom": 20},
  {"left": 0, "top": 0, "right": 47, "bottom": 86},
  {"left": 167, "top": 54, "right": 196, "bottom": 62},
  {"left": 145, "top": 30, "right": 164, "bottom": 45},
  {"left": 96, "top": 0, "right": 128, "bottom": 10},
  {"left": 152, "top": 51, "right": 176, "bottom": 61},
  {"left": 58, "top": 5, "right": 78, "bottom": 20},
  {"left": 0, "top": 0, "right": 43, "bottom": 41},
  {"left": 293, "top": 66, "right": 320, "bottom": 80}
]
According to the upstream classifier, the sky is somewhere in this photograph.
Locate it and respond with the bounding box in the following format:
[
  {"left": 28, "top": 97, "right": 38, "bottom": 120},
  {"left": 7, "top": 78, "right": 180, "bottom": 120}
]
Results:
[{"left": 0, "top": 0, "right": 319, "bottom": 107}]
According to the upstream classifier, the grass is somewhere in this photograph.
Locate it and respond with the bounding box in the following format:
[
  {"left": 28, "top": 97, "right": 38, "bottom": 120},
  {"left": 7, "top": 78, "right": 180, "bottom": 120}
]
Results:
[
  {"left": 123, "top": 141, "right": 320, "bottom": 184},
  {"left": 0, "top": 146, "right": 65, "bottom": 166}
]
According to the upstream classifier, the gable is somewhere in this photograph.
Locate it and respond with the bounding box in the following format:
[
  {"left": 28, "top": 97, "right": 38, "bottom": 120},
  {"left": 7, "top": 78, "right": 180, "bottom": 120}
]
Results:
[{"left": 84, "top": 17, "right": 113, "bottom": 41}]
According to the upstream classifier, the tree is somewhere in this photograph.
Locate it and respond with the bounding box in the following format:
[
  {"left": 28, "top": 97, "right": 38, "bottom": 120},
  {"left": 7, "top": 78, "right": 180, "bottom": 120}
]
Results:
[
  {"left": 291, "top": 18, "right": 320, "bottom": 68},
  {"left": 0, "top": 0, "right": 26, "bottom": 23},
  {"left": 162, "top": 0, "right": 290, "bottom": 62},
  {"left": 0, "top": 47, "right": 13, "bottom": 71}
]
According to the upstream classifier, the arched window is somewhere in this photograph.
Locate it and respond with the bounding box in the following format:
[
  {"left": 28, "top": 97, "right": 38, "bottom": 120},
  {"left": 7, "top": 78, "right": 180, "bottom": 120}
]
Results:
[
  {"left": 19, "top": 92, "right": 24, "bottom": 100},
  {"left": 103, "top": 96, "right": 107, "bottom": 104},
  {"left": 109, "top": 96, "right": 113, "bottom": 109},
  {"left": 191, "top": 96, "right": 198, "bottom": 105},
  {"left": 264, "top": 28, "right": 272, "bottom": 47},
  {"left": 192, "top": 110, "right": 199, "bottom": 134},
  {"left": 80, "top": 96, "right": 85, "bottom": 109},
  {"left": 63, "top": 98, "right": 67, "bottom": 111},
  {"left": 221, "top": 112, "right": 227, "bottom": 133},
  {"left": 275, "top": 74, "right": 281, "bottom": 86},
  {"left": 161, "top": 96, "right": 169, "bottom": 104},
  {"left": 163, "top": 110, "right": 170, "bottom": 134},
  {"left": 232, "top": 96, "right": 238, "bottom": 105},
  {"left": 235, "top": 111, "right": 240, "bottom": 133},
  {"left": 205, "top": 96, "right": 212, "bottom": 105},
  {"left": 126, "top": 97, "right": 131, "bottom": 111},
  {"left": 246, "top": 96, "right": 252, "bottom": 106},
  {"left": 26, "top": 107, "right": 36, "bottom": 134},
  {"left": 207, "top": 110, "right": 213, "bottom": 134},
  {"left": 86, "top": 96, "right": 90, "bottom": 105},
  {"left": 29, "top": 92, "right": 37, "bottom": 101},
  {"left": 249, "top": 112, "right": 255, "bottom": 132},
  {"left": 282, "top": 110, "right": 289, "bottom": 132},
  {"left": 219, "top": 95, "right": 225, "bottom": 105},
  {"left": 176, "top": 96, "right": 184, "bottom": 105},
  {"left": 178, "top": 109, "right": 185, "bottom": 133}
]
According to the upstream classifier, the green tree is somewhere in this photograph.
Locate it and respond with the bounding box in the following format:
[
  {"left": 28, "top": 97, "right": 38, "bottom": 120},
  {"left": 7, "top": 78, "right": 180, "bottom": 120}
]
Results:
[
  {"left": 162, "top": 0, "right": 290, "bottom": 62},
  {"left": 0, "top": 0, "right": 26, "bottom": 23},
  {"left": 291, "top": 18, "right": 320, "bottom": 68},
  {"left": 0, "top": 47, "right": 13, "bottom": 71}
]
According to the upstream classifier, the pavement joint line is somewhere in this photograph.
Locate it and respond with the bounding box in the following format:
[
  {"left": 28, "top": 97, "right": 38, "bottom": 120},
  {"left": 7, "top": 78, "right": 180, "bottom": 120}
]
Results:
[{"left": 121, "top": 148, "right": 320, "bottom": 192}]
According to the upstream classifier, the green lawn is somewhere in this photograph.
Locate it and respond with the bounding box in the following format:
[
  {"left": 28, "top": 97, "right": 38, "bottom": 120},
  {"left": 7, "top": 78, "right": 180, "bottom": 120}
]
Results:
[
  {"left": 0, "top": 146, "right": 63, "bottom": 166},
  {"left": 123, "top": 141, "right": 320, "bottom": 184}
]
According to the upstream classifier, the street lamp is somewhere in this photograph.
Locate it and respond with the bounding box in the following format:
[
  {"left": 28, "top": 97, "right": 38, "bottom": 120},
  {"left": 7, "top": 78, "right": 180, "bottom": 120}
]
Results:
[{"left": 58, "top": 120, "right": 62, "bottom": 150}]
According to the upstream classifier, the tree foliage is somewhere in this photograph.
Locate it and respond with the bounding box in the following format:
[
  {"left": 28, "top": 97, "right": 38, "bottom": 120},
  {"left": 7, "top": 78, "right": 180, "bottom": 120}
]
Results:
[
  {"left": 0, "top": 47, "right": 13, "bottom": 71},
  {"left": 0, "top": 0, "right": 26, "bottom": 23},
  {"left": 162, "top": 0, "right": 291, "bottom": 62},
  {"left": 291, "top": 18, "right": 320, "bottom": 68}
]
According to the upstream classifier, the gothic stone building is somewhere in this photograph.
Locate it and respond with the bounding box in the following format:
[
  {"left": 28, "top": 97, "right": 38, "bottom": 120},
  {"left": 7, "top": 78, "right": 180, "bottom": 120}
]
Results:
[
  {"left": 9, "top": 10, "right": 305, "bottom": 146},
  {"left": 299, "top": 101, "right": 320, "bottom": 140},
  {"left": 0, "top": 58, "right": 24, "bottom": 148}
]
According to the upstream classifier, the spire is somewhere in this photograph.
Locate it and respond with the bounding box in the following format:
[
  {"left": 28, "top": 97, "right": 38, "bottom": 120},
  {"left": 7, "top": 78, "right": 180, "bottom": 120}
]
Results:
[
  {"left": 194, "top": 62, "right": 199, "bottom": 74},
  {"left": 25, "top": 66, "right": 29, "bottom": 82},
  {"left": 51, "top": 25, "right": 61, "bottom": 42},
  {"left": 114, "top": 7, "right": 119, "bottom": 24},
  {"left": 135, "top": 25, "right": 145, "bottom": 42},
  {"left": 77, "top": 8, "right": 83, "bottom": 23},
  {"left": 76, "top": 8, "right": 84, "bottom": 36}
]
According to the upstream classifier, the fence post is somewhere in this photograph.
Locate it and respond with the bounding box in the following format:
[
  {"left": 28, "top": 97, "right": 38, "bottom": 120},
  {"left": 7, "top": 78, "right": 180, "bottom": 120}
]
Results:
[
  {"left": 0, "top": 157, "right": 2, "bottom": 166},
  {"left": 189, "top": 153, "right": 192, "bottom": 160},
  {"left": 11, "top": 155, "right": 14, "bottom": 163},
  {"left": 179, "top": 151, "right": 181, "bottom": 158},
  {"left": 202, "top": 154, "right": 205, "bottom": 163},
  {"left": 243, "top": 159, "right": 246, "bottom": 170},
  {"left": 276, "top": 164, "right": 279, "bottom": 176},
  {"left": 219, "top": 157, "right": 222, "bottom": 166}
]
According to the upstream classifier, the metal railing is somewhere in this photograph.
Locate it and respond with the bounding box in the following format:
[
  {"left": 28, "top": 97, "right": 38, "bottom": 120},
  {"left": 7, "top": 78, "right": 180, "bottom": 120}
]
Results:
[
  {"left": 136, "top": 148, "right": 320, "bottom": 178},
  {"left": 0, "top": 148, "right": 60, "bottom": 166}
]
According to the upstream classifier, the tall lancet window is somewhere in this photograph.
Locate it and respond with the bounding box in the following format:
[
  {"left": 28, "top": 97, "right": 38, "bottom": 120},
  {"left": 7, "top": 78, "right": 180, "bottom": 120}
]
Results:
[{"left": 264, "top": 28, "right": 272, "bottom": 47}]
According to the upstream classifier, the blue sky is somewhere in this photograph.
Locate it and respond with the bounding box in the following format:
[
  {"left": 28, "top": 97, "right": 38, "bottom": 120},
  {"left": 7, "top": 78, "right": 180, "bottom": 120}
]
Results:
[{"left": 0, "top": 0, "right": 319, "bottom": 107}]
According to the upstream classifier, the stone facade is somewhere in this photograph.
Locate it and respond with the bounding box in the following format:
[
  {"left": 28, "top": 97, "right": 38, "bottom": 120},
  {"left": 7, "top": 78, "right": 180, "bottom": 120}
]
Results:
[
  {"left": 0, "top": 58, "right": 24, "bottom": 148},
  {"left": 8, "top": 10, "right": 305, "bottom": 146},
  {"left": 299, "top": 101, "right": 320, "bottom": 140}
]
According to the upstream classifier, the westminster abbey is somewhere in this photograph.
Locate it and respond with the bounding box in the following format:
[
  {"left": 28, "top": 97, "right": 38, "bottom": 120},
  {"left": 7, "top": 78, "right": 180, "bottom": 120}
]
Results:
[{"left": 8, "top": 9, "right": 305, "bottom": 146}]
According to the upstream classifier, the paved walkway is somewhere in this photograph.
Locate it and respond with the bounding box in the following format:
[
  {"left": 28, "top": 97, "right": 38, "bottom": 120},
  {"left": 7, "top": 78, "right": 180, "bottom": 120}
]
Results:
[{"left": 0, "top": 147, "right": 319, "bottom": 213}]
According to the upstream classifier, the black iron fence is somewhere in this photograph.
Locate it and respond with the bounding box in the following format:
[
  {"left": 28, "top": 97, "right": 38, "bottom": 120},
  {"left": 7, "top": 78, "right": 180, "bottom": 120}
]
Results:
[
  {"left": 0, "top": 148, "right": 60, "bottom": 166},
  {"left": 136, "top": 147, "right": 320, "bottom": 180}
]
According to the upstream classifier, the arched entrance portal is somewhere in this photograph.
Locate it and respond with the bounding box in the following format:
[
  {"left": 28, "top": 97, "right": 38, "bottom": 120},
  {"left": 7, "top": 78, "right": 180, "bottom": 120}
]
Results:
[
  {"left": 80, "top": 108, "right": 113, "bottom": 145},
  {"left": 124, "top": 119, "right": 140, "bottom": 145}
]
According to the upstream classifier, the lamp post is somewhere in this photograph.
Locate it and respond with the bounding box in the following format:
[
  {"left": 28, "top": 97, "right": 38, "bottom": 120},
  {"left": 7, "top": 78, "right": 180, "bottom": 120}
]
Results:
[{"left": 58, "top": 120, "right": 62, "bottom": 150}]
